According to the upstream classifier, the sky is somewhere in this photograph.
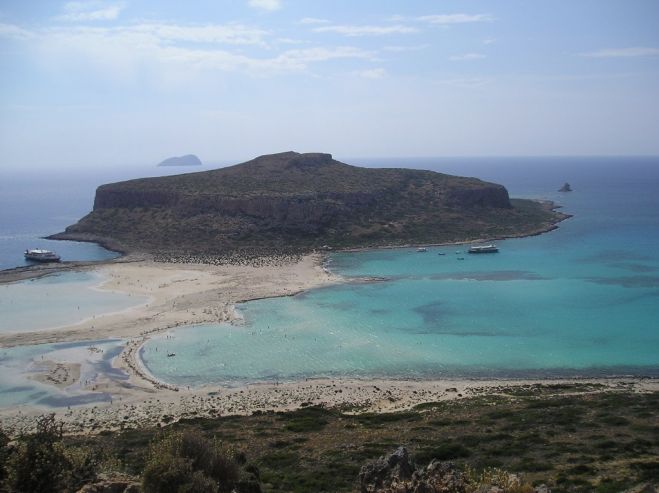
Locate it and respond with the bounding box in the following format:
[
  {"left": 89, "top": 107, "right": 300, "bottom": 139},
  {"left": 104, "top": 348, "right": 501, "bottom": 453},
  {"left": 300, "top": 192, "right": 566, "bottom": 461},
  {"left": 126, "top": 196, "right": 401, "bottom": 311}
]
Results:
[{"left": 0, "top": 0, "right": 658, "bottom": 168}]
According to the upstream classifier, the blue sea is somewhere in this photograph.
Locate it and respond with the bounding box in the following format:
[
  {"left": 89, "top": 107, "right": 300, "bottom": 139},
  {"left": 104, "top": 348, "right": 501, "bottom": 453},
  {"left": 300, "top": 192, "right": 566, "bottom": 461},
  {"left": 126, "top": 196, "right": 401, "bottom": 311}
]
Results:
[{"left": 1, "top": 156, "right": 658, "bottom": 405}]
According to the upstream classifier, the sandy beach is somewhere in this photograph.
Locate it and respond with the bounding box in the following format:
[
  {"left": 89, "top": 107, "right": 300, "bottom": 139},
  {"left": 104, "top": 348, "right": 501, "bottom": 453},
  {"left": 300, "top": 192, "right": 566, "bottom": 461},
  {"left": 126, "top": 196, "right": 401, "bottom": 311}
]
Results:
[
  {"left": 2, "top": 374, "right": 657, "bottom": 436},
  {"left": 0, "top": 253, "right": 338, "bottom": 349}
]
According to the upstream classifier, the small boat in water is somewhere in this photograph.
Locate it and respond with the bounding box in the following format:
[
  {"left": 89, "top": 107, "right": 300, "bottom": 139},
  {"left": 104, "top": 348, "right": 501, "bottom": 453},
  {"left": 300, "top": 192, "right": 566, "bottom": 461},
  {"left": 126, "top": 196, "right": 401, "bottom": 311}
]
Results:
[
  {"left": 24, "top": 248, "right": 61, "bottom": 262},
  {"left": 417, "top": 247, "right": 427, "bottom": 252},
  {"left": 468, "top": 244, "right": 499, "bottom": 254},
  {"left": 167, "top": 352, "right": 176, "bottom": 357}
]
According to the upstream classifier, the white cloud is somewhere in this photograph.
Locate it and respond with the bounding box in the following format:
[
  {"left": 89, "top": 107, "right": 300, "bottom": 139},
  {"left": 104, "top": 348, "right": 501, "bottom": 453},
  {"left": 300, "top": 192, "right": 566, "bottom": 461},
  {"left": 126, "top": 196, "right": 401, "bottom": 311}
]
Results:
[
  {"left": 1, "top": 17, "right": 379, "bottom": 82},
  {"left": 248, "top": 0, "right": 282, "bottom": 12},
  {"left": 57, "top": 1, "right": 125, "bottom": 22},
  {"left": 269, "top": 46, "right": 375, "bottom": 71},
  {"left": 449, "top": 53, "right": 486, "bottom": 61},
  {"left": 28, "top": 23, "right": 373, "bottom": 77},
  {"left": 483, "top": 38, "right": 496, "bottom": 45},
  {"left": 0, "top": 22, "right": 34, "bottom": 40},
  {"left": 357, "top": 68, "right": 386, "bottom": 79},
  {"left": 299, "top": 17, "right": 329, "bottom": 25},
  {"left": 314, "top": 24, "right": 417, "bottom": 37},
  {"left": 417, "top": 13, "right": 494, "bottom": 24},
  {"left": 132, "top": 23, "right": 269, "bottom": 46},
  {"left": 579, "top": 47, "right": 659, "bottom": 58}
]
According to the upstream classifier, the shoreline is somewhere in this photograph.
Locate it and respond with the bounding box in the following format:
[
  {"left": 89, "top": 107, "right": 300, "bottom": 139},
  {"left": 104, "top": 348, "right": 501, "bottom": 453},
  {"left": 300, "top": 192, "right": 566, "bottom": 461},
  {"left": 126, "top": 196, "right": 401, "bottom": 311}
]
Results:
[
  {"left": 338, "top": 200, "right": 572, "bottom": 253},
  {"left": 1, "top": 375, "right": 656, "bottom": 436},
  {"left": 0, "top": 199, "right": 568, "bottom": 280}
]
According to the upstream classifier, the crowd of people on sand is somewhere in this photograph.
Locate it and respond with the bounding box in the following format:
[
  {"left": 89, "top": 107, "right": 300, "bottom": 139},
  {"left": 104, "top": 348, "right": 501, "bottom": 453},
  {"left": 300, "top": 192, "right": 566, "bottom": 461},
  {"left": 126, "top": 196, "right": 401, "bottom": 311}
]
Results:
[{"left": 152, "top": 250, "right": 305, "bottom": 267}]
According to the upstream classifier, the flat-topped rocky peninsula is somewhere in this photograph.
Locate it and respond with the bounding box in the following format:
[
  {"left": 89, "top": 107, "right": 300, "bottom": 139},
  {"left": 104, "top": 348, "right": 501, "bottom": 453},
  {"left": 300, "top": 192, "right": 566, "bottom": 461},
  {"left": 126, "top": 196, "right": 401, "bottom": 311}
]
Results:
[{"left": 49, "top": 151, "right": 568, "bottom": 256}]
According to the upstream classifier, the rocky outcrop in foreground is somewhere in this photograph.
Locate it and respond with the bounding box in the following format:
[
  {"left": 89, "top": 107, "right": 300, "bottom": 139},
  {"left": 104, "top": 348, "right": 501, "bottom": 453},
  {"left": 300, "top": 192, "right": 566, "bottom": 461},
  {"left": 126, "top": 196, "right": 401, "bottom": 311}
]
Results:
[{"left": 359, "top": 447, "right": 549, "bottom": 493}]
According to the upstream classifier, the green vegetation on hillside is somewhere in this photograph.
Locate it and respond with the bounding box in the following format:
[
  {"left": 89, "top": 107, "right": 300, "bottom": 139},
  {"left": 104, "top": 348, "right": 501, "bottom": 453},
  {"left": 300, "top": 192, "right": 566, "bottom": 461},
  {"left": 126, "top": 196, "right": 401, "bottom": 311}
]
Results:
[{"left": 2, "top": 386, "right": 656, "bottom": 492}]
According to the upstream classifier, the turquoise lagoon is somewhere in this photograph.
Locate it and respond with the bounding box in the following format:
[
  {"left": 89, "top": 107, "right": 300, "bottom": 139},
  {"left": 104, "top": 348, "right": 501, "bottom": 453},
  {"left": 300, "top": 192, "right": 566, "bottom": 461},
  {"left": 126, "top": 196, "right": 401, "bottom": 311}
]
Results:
[
  {"left": 141, "top": 158, "right": 659, "bottom": 387},
  {"left": 0, "top": 271, "right": 147, "bottom": 334}
]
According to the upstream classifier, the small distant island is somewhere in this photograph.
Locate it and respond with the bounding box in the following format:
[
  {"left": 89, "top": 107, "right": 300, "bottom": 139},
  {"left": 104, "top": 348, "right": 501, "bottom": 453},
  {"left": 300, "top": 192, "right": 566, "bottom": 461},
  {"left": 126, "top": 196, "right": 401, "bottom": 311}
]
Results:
[
  {"left": 52, "top": 152, "right": 568, "bottom": 256},
  {"left": 558, "top": 182, "right": 572, "bottom": 192},
  {"left": 157, "top": 154, "right": 202, "bottom": 167}
]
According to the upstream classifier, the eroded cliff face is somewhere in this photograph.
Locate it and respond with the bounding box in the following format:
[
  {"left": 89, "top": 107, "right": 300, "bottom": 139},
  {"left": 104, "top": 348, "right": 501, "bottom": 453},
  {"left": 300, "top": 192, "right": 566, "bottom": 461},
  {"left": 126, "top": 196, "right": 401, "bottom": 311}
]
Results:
[
  {"left": 55, "top": 152, "right": 555, "bottom": 255},
  {"left": 446, "top": 185, "right": 511, "bottom": 208},
  {"left": 93, "top": 187, "right": 179, "bottom": 209},
  {"left": 92, "top": 176, "right": 509, "bottom": 218}
]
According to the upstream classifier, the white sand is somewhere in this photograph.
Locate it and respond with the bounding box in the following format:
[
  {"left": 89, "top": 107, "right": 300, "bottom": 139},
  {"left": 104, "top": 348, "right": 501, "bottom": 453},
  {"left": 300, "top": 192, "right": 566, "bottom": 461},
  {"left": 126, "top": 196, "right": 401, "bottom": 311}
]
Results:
[{"left": 0, "top": 253, "right": 338, "bottom": 348}]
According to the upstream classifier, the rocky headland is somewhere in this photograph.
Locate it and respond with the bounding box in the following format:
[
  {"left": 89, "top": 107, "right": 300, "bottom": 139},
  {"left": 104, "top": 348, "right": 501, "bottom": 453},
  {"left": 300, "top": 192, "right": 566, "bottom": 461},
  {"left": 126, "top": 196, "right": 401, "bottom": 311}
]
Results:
[{"left": 50, "top": 152, "right": 567, "bottom": 255}]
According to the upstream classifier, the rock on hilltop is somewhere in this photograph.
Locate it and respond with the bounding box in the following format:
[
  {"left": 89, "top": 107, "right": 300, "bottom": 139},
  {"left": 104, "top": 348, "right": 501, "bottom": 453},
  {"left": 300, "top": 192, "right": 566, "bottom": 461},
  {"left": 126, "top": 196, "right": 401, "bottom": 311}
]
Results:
[{"left": 53, "top": 151, "right": 564, "bottom": 254}]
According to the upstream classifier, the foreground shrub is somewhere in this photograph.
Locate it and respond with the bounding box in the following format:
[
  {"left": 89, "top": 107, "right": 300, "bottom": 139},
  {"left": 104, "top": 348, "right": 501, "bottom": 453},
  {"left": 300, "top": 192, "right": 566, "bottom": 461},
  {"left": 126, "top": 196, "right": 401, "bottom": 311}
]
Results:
[
  {"left": 2, "top": 415, "right": 108, "bottom": 493},
  {"left": 142, "top": 428, "right": 259, "bottom": 493},
  {"left": 6, "top": 415, "right": 75, "bottom": 493}
]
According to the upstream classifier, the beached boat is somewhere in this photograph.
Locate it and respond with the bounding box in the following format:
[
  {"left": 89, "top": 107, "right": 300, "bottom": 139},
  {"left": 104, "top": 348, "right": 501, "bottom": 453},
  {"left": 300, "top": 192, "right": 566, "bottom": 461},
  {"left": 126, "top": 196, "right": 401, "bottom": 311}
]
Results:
[
  {"left": 24, "top": 248, "right": 61, "bottom": 262},
  {"left": 467, "top": 244, "right": 499, "bottom": 254}
]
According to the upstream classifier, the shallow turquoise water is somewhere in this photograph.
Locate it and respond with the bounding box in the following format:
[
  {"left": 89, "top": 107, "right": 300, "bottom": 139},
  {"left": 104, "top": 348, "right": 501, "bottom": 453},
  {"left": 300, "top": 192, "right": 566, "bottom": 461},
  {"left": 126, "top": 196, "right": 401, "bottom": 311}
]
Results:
[
  {"left": 0, "top": 271, "right": 147, "bottom": 334},
  {"left": 141, "top": 158, "right": 659, "bottom": 386}
]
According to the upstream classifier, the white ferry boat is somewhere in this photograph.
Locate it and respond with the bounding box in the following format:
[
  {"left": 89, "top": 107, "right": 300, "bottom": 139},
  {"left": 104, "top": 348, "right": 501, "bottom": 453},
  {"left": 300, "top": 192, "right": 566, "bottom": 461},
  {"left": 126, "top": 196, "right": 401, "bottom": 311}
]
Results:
[
  {"left": 24, "top": 248, "right": 61, "bottom": 262},
  {"left": 467, "top": 244, "right": 499, "bottom": 254}
]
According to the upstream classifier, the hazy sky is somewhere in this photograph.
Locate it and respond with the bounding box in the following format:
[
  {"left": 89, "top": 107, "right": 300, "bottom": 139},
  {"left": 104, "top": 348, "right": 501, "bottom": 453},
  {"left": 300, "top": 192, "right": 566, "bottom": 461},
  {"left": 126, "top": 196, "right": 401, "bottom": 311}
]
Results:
[{"left": 1, "top": 0, "right": 658, "bottom": 168}]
